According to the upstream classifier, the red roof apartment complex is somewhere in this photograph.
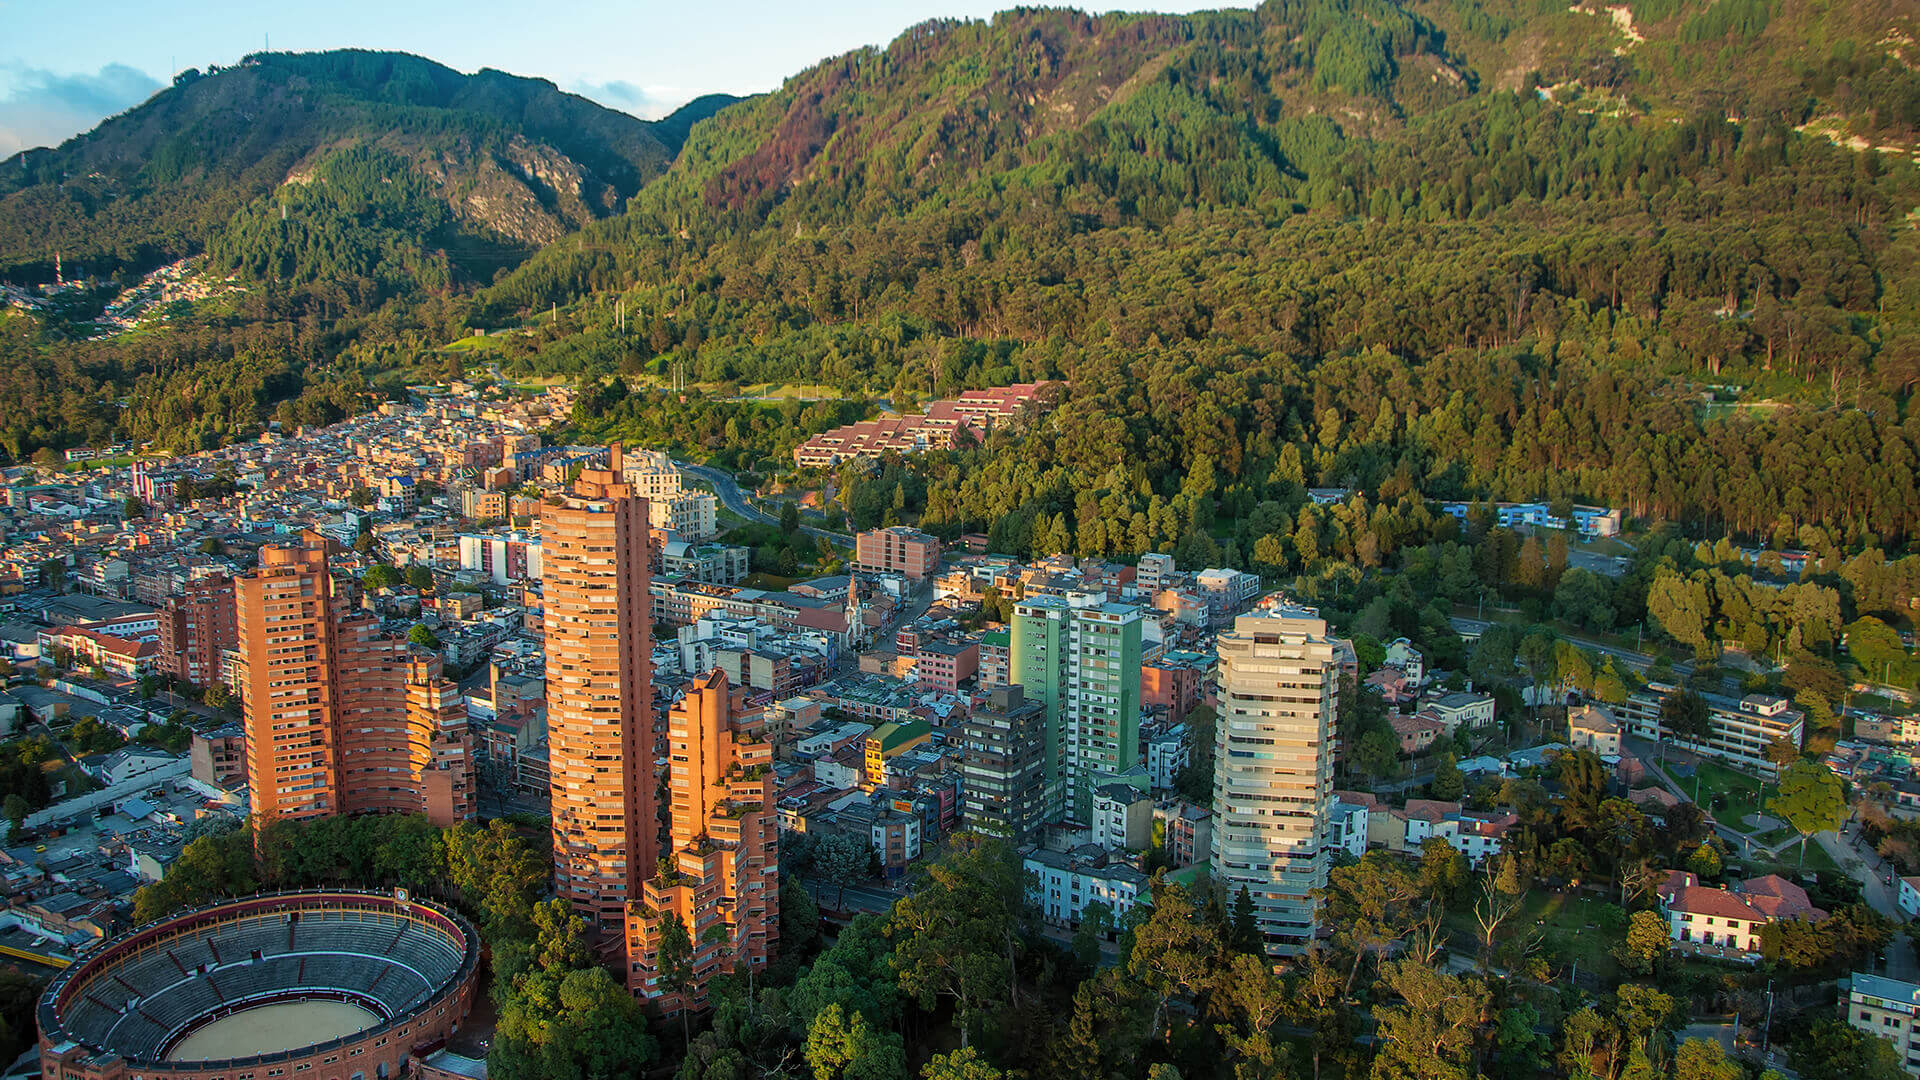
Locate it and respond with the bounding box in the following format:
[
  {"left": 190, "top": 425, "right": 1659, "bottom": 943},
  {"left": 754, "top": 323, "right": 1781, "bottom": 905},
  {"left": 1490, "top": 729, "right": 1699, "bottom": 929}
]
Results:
[{"left": 793, "top": 382, "right": 1059, "bottom": 467}]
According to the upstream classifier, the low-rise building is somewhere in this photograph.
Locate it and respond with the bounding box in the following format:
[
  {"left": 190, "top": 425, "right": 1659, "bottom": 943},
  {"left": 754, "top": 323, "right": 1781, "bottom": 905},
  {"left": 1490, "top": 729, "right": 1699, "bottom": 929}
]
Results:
[
  {"left": 1155, "top": 799, "right": 1212, "bottom": 868},
  {"left": 1569, "top": 703, "right": 1622, "bottom": 756},
  {"left": 660, "top": 540, "right": 750, "bottom": 585},
  {"left": 1843, "top": 972, "right": 1920, "bottom": 1077},
  {"left": 864, "top": 720, "right": 933, "bottom": 788},
  {"left": 1426, "top": 692, "right": 1497, "bottom": 734},
  {"left": 913, "top": 639, "right": 978, "bottom": 692},
  {"left": 189, "top": 725, "right": 246, "bottom": 788},
  {"left": 1390, "top": 712, "right": 1444, "bottom": 755},
  {"left": 1025, "top": 845, "right": 1149, "bottom": 928},
  {"left": 1089, "top": 782, "right": 1153, "bottom": 851},
  {"left": 1900, "top": 876, "right": 1920, "bottom": 920},
  {"left": 1327, "top": 793, "right": 1375, "bottom": 858},
  {"left": 1615, "top": 686, "right": 1805, "bottom": 776},
  {"left": 1657, "top": 870, "right": 1827, "bottom": 961},
  {"left": 855, "top": 526, "right": 941, "bottom": 580}
]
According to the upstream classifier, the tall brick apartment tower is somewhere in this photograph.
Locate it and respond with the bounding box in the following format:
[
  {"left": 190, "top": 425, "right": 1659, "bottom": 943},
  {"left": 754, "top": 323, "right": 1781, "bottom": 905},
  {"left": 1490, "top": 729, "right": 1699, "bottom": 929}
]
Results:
[
  {"left": 627, "top": 670, "right": 778, "bottom": 1012},
  {"left": 237, "top": 545, "right": 474, "bottom": 827},
  {"left": 543, "top": 446, "right": 658, "bottom": 951},
  {"left": 157, "top": 573, "right": 236, "bottom": 688},
  {"left": 238, "top": 546, "right": 340, "bottom": 824}
]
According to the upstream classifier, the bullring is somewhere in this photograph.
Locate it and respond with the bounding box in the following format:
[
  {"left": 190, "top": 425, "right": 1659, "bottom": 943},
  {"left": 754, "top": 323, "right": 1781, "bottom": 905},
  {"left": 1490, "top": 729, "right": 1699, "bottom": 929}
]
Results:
[{"left": 38, "top": 891, "right": 479, "bottom": 1080}]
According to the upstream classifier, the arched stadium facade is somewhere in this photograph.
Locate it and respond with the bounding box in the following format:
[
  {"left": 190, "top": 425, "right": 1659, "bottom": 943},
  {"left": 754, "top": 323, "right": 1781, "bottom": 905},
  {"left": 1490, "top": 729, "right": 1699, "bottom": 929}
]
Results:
[{"left": 38, "top": 891, "right": 479, "bottom": 1080}]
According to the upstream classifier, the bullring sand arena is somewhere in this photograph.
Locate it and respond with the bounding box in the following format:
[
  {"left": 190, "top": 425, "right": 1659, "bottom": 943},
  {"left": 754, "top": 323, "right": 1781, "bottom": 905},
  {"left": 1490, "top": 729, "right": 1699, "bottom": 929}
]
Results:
[{"left": 165, "top": 1000, "right": 380, "bottom": 1062}]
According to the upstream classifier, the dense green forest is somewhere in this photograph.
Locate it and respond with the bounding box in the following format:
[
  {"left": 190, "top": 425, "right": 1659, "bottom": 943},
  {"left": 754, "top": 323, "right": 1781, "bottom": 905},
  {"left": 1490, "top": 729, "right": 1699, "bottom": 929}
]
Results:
[{"left": 528, "top": 1, "right": 1920, "bottom": 555}]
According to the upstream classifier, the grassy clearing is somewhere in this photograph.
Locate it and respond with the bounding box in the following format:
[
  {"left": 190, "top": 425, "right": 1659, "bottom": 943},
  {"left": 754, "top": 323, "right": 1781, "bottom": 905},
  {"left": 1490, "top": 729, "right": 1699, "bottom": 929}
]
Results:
[
  {"left": 735, "top": 383, "right": 844, "bottom": 399},
  {"left": 1661, "top": 759, "right": 1766, "bottom": 832},
  {"left": 443, "top": 334, "right": 506, "bottom": 353},
  {"left": 1523, "top": 891, "right": 1622, "bottom": 981},
  {"left": 1731, "top": 838, "right": 1839, "bottom": 878}
]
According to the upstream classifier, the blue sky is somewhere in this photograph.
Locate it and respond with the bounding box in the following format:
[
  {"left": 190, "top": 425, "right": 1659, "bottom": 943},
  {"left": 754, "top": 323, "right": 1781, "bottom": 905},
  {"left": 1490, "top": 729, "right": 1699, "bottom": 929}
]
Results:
[{"left": 0, "top": 0, "right": 1255, "bottom": 157}]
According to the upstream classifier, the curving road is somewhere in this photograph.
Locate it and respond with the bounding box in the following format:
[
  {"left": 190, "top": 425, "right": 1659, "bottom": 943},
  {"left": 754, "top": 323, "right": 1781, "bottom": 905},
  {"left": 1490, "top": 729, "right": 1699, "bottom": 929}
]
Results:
[
  {"left": 680, "top": 463, "right": 852, "bottom": 546},
  {"left": 1448, "top": 615, "right": 1693, "bottom": 679}
]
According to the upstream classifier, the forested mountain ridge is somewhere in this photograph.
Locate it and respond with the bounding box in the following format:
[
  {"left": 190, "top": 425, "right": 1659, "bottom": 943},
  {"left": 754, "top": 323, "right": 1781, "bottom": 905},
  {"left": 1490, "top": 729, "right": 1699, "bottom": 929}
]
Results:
[
  {"left": 0, "top": 50, "right": 736, "bottom": 281},
  {"left": 477, "top": 1, "right": 1920, "bottom": 554},
  {"left": 0, "top": 51, "right": 737, "bottom": 458},
  {"left": 7, "top": 0, "right": 1920, "bottom": 560}
]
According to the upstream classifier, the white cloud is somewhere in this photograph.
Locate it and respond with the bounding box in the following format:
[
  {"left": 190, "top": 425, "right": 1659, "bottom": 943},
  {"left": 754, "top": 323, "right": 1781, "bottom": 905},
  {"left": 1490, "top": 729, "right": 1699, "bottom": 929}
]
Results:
[
  {"left": 0, "top": 62, "right": 162, "bottom": 158},
  {"left": 566, "top": 78, "right": 700, "bottom": 121}
]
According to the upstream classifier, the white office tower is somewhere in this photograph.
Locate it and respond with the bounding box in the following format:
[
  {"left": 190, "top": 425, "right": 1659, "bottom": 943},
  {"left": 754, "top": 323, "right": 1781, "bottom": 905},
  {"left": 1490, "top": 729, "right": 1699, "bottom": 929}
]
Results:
[{"left": 1210, "top": 606, "right": 1336, "bottom": 957}]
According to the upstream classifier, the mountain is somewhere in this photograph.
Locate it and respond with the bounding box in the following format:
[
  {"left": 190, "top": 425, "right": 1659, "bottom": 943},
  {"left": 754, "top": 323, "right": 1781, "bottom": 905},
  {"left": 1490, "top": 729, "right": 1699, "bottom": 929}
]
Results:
[
  {"left": 476, "top": 1, "right": 1920, "bottom": 550},
  {"left": 0, "top": 50, "right": 738, "bottom": 282},
  {"left": 4, "top": 1, "right": 1919, "bottom": 554}
]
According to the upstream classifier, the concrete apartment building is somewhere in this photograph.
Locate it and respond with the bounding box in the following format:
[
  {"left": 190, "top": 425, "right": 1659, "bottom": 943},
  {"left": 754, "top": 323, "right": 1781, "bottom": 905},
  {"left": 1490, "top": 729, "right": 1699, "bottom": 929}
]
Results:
[
  {"left": 1844, "top": 972, "right": 1920, "bottom": 1077},
  {"left": 237, "top": 545, "right": 475, "bottom": 828},
  {"left": 957, "top": 685, "right": 1049, "bottom": 845},
  {"left": 157, "top": 572, "right": 236, "bottom": 688},
  {"left": 651, "top": 492, "right": 719, "bottom": 540},
  {"left": 1065, "top": 603, "right": 1145, "bottom": 820},
  {"left": 1613, "top": 684, "right": 1805, "bottom": 775},
  {"left": 626, "top": 671, "right": 778, "bottom": 1014},
  {"left": 855, "top": 526, "right": 941, "bottom": 580},
  {"left": 1210, "top": 607, "right": 1337, "bottom": 957},
  {"left": 619, "top": 448, "right": 687, "bottom": 501}
]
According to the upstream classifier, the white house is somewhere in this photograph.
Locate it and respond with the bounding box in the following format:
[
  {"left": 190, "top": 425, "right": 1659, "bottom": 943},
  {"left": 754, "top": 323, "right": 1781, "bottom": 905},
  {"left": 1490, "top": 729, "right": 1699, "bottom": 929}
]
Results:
[
  {"left": 1426, "top": 692, "right": 1497, "bottom": 734},
  {"left": 1328, "top": 797, "right": 1371, "bottom": 858},
  {"left": 1384, "top": 638, "right": 1425, "bottom": 686},
  {"left": 1569, "top": 704, "right": 1622, "bottom": 757},
  {"left": 1657, "top": 870, "right": 1827, "bottom": 961}
]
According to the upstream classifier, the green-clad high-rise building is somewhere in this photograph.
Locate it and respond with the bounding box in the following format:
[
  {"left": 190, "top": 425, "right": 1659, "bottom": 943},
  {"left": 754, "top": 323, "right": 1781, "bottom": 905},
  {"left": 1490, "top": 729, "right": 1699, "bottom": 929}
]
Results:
[{"left": 1010, "top": 594, "right": 1145, "bottom": 823}]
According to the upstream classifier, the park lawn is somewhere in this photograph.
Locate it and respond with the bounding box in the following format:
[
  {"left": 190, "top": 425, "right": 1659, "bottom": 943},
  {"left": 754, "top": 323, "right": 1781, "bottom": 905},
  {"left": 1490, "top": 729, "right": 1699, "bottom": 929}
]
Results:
[
  {"left": 1518, "top": 891, "right": 1621, "bottom": 982},
  {"left": 442, "top": 334, "right": 505, "bottom": 353},
  {"left": 743, "top": 572, "right": 800, "bottom": 590},
  {"left": 1660, "top": 759, "right": 1766, "bottom": 832},
  {"left": 736, "top": 383, "right": 844, "bottom": 399},
  {"left": 1743, "top": 838, "right": 1841, "bottom": 877}
]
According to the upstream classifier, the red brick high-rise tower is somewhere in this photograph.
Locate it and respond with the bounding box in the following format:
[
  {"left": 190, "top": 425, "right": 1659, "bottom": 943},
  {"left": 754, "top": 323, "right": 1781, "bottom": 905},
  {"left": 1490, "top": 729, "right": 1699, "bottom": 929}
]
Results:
[
  {"left": 237, "top": 545, "right": 474, "bottom": 828},
  {"left": 543, "top": 447, "right": 657, "bottom": 951},
  {"left": 626, "top": 670, "right": 778, "bottom": 1012}
]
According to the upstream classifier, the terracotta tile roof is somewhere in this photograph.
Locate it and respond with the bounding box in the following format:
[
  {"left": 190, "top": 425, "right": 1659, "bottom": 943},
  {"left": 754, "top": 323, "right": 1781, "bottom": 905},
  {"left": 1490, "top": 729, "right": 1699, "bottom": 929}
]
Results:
[
  {"left": 1657, "top": 869, "right": 1828, "bottom": 923},
  {"left": 1403, "top": 798, "right": 1462, "bottom": 822}
]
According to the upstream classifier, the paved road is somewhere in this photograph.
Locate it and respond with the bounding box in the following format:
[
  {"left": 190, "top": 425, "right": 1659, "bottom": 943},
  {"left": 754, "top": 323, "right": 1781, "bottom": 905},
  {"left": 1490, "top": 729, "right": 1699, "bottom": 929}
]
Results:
[
  {"left": 1818, "top": 826, "right": 1903, "bottom": 920},
  {"left": 1568, "top": 549, "right": 1631, "bottom": 579},
  {"left": 1448, "top": 615, "right": 1692, "bottom": 679},
  {"left": 803, "top": 878, "right": 903, "bottom": 915},
  {"left": 681, "top": 464, "right": 852, "bottom": 546},
  {"left": 1627, "top": 736, "right": 1804, "bottom": 860}
]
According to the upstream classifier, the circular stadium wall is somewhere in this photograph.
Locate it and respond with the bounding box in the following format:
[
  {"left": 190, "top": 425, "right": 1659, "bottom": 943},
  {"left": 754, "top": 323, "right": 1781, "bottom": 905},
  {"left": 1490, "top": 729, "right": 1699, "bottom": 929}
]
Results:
[{"left": 38, "top": 891, "right": 480, "bottom": 1080}]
